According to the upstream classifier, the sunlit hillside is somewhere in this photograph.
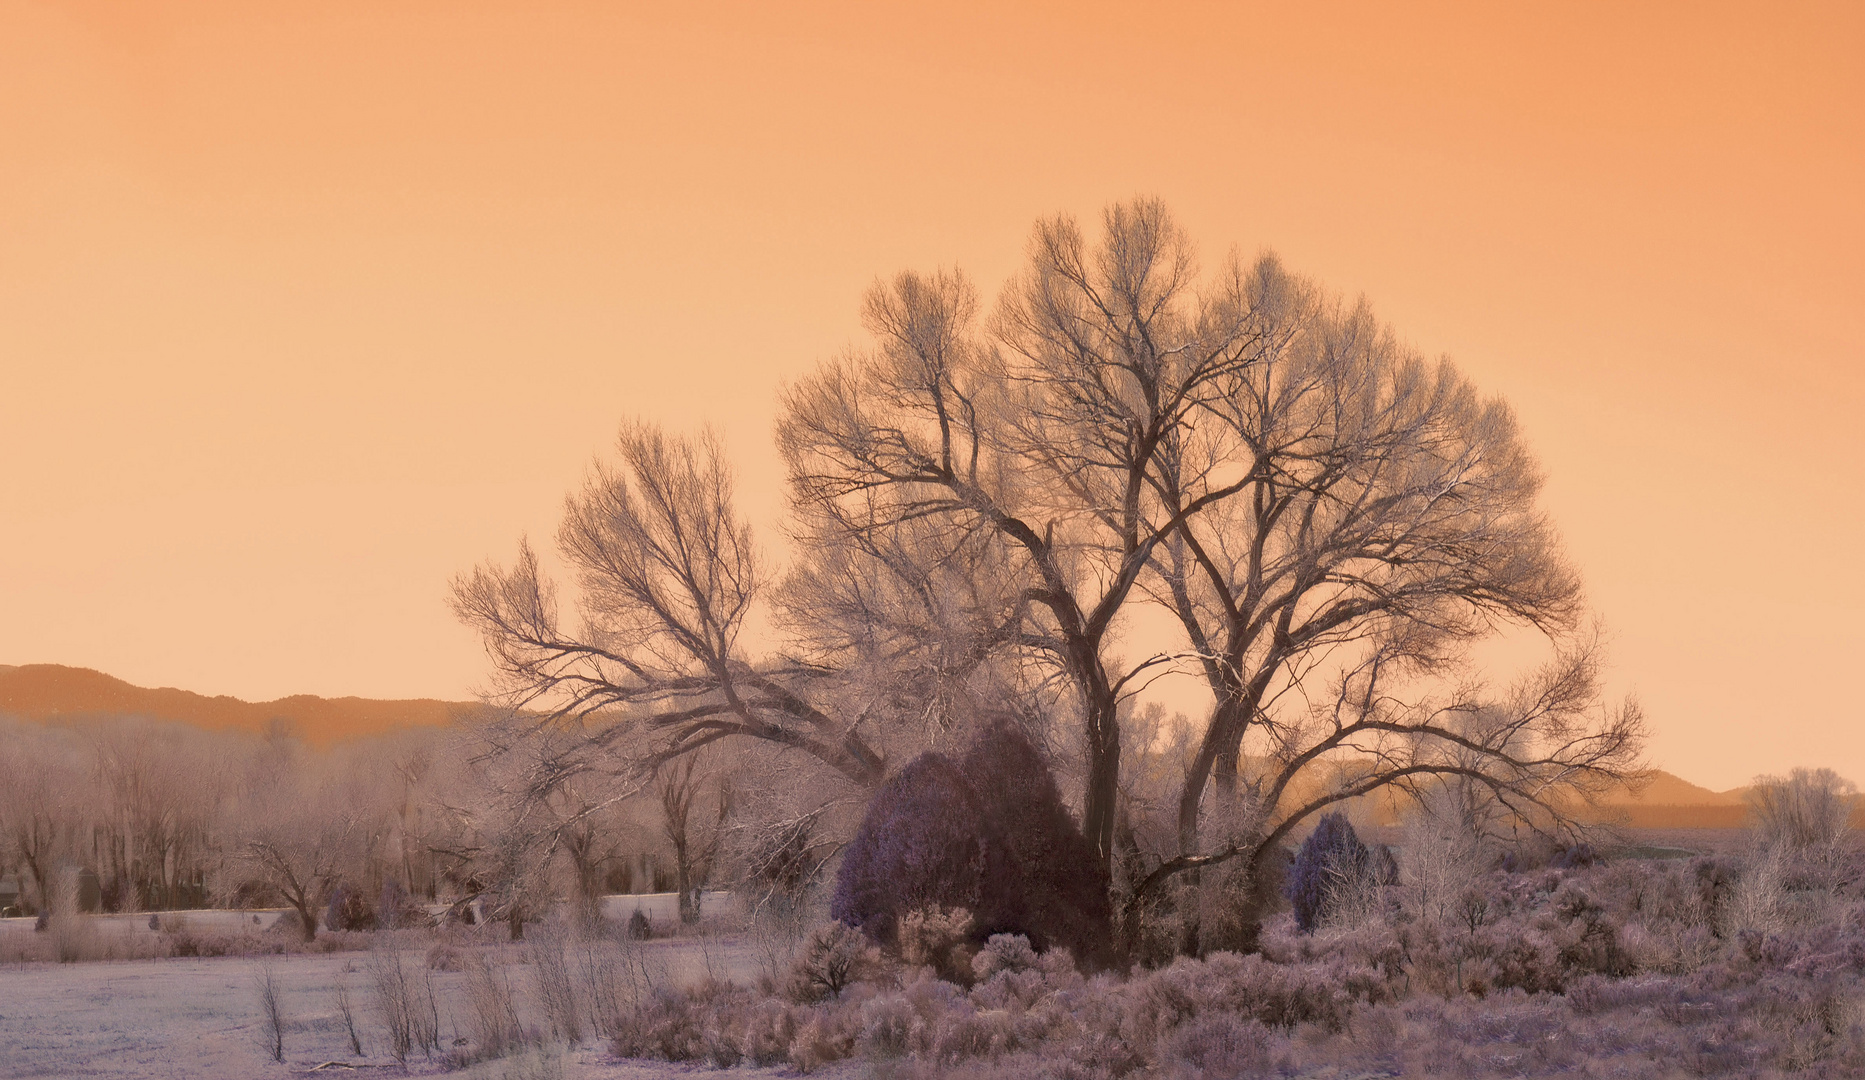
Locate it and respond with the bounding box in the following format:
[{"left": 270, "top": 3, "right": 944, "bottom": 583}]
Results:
[{"left": 0, "top": 663, "right": 480, "bottom": 745}]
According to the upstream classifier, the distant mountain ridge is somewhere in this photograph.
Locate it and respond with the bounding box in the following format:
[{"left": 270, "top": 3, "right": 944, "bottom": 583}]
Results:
[
  {"left": 1605, "top": 769, "right": 1748, "bottom": 807},
  {"left": 0, "top": 663, "right": 484, "bottom": 745},
  {"left": 0, "top": 665, "right": 1769, "bottom": 827}
]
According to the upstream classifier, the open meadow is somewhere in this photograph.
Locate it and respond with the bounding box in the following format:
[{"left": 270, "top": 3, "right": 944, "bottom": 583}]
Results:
[{"left": 0, "top": 892, "right": 848, "bottom": 1079}]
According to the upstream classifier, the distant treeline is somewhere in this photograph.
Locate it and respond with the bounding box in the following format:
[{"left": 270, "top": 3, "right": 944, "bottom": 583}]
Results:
[{"left": 0, "top": 713, "right": 693, "bottom": 920}]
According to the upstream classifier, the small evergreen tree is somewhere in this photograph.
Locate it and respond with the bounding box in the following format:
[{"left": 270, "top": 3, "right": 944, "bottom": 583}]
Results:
[
  {"left": 1286, "top": 812, "right": 1370, "bottom": 933},
  {"left": 958, "top": 719, "right": 1110, "bottom": 964},
  {"left": 324, "top": 883, "right": 376, "bottom": 932},
  {"left": 831, "top": 752, "right": 1016, "bottom": 944}
]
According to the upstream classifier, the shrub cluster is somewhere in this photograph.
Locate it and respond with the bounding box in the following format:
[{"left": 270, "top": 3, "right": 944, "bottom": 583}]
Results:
[{"left": 616, "top": 840, "right": 1865, "bottom": 1078}]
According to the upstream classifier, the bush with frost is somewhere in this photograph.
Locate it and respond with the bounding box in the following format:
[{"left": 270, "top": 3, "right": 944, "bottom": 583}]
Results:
[
  {"left": 789, "top": 921, "right": 884, "bottom": 1003},
  {"left": 1286, "top": 813, "right": 1371, "bottom": 933},
  {"left": 896, "top": 905, "right": 977, "bottom": 984},
  {"left": 832, "top": 753, "right": 1017, "bottom": 945},
  {"left": 958, "top": 721, "right": 1111, "bottom": 964}
]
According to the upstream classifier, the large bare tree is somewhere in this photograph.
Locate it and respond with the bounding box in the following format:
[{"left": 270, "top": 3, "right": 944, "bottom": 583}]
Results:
[
  {"left": 780, "top": 200, "right": 1642, "bottom": 934},
  {"left": 780, "top": 203, "right": 1279, "bottom": 865},
  {"left": 236, "top": 746, "right": 369, "bottom": 942},
  {"left": 0, "top": 720, "right": 87, "bottom": 913},
  {"left": 457, "top": 199, "right": 1644, "bottom": 956}
]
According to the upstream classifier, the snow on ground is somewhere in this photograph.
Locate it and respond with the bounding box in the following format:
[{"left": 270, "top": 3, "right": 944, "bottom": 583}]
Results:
[
  {"left": 0, "top": 894, "right": 850, "bottom": 1080},
  {"left": 0, "top": 891, "right": 736, "bottom": 943},
  {"left": 0, "top": 943, "right": 836, "bottom": 1080}
]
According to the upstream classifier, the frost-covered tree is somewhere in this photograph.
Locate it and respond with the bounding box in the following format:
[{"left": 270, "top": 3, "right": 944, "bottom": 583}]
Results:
[{"left": 458, "top": 199, "right": 1645, "bottom": 961}]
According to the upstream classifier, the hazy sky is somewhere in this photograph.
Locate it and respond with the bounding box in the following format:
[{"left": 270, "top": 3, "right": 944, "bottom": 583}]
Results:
[{"left": 3, "top": 1, "right": 1860, "bottom": 789}]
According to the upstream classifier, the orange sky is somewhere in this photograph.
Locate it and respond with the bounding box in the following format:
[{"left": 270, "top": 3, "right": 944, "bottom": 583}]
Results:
[{"left": 2, "top": 1, "right": 1860, "bottom": 789}]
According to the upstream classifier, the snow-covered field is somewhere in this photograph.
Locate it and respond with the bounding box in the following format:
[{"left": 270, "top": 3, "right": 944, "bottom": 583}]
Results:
[
  {"left": 0, "top": 891, "right": 735, "bottom": 943},
  {"left": 0, "top": 894, "right": 849, "bottom": 1080}
]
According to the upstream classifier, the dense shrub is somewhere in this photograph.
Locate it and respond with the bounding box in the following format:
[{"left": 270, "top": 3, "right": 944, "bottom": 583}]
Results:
[
  {"left": 789, "top": 922, "right": 884, "bottom": 1002},
  {"left": 377, "top": 880, "right": 431, "bottom": 930},
  {"left": 958, "top": 720, "right": 1112, "bottom": 965},
  {"left": 1286, "top": 813, "right": 1370, "bottom": 933},
  {"left": 834, "top": 724, "right": 1118, "bottom": 967},
  {"left": 1550, "top": 842, "right": 1602, "bottom": 870},
  {"left": 325, "top": 885, "right": 377, "bottom": 932},
  {"left": 832, "top": 752, "right": 1018, "bottom": 944},
  {"left": 857, "top": 993, "right": 929, "bottom": 1060},
  {"left": 1749, "top": 768, "right": 1859, "bottom": 850},
  {"left": 740, "top": 997, "right": 799, "bottom": 1065},
  {"left": 1157, "top": 1013, "right": 1276, "bottom": 1080},
  {"left": 613, "top": 987, "right": 715, "bottom": 1061},
  {"left": 897, "top": 905, "right": 978, "bottom": 984},
  {"left": 605, "top": 841, "right": 1865, "bottom": 1078}
]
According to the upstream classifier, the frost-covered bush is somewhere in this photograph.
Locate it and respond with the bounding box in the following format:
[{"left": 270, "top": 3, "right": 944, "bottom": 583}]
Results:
[
  {"left": 897, "top": 905, "right": 977, "bottom": 984},
  {"left": 1749, "top": 768, "right": 1859, "bottom": 851},
  {"left": 832, "top": 753, "right": 1016, "bottom": 945},
  {"left": 789, "top": 921, "right": 884, "bottom": 1002},
  {"left": 970, "top": 933, "right": 1040, "bottom": 981},
  {"left": 739, "top": 998, "right": 798, "bottom": 1065},
  {"left": 377, "top": 880, "right": 431, "bottom": 930},
  {"left": 325, "top": 884, "right": 376, "bottom": 932},
  {"left": 604, "top": 845, "right": 1865, "bottom": 1078},
  {"left": 1550, "top": 842, "right": 1602, "bottom": 870},
  {"left": 1157, "top": 1013, "right": 1276, "bottom": 1080},
  {"left": 1286, "top": 813, "right": 1371, "bottom": 933},
  {"left": 958, "top": 721, "right": 1111, "bottom": 964},
  {"left": 1128, "top": 951, "right": 1376, "bottom": 1035},
  {"left": 612, "top": 979, "right": 764, "bottom": 1064},
  {"left": 612, "top": 987, "right": 712, "bottom": 1061},
  {"left": 857, "top": 993, "right": 929, "bottom": 1060}
]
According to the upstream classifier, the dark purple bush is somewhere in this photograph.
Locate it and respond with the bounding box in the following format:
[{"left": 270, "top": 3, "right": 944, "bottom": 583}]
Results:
[
  {"left": 376, "top": 879, "right": 430, "bottom": 930},
  {"left": 957, "top": 720, "right": 1111, "bottom": 965},
  {"left": 1286, "top": 812, "right": 1369, "bottom": 933},
  {"left": 1693, "top": 856, "right": 1736, "bottom": 934},
  {"left": 324, "top": 884, "right": 376, "bottom": 932},
  {"left": 1551, "top": 842, "right": 1602, "bottom": 870},
  {"left": 832, "top": 752, "right": 1018, "bottom": 945}
]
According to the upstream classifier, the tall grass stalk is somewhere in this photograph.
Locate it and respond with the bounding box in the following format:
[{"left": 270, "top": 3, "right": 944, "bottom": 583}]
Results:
[{"left": 253, "top": 958, "right": 285, "bottom": 1062}]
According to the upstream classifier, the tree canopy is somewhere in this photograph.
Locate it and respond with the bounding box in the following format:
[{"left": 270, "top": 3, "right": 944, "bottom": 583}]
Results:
[{"left": 453, "top": 199, "right": 1645, "bottom": 957}]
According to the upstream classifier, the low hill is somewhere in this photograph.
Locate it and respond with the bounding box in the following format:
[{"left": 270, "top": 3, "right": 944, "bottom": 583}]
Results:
[
  {"left": 1582, "top": 770, "right": 1780, "bottom": 829},
  {"left": 1288, "top": 761, "right": 1757, "bottom": 831},
  {"left": 0, "top": 664, "right": 485, "bottom": 745},
  {"left": 1600, "top": 769, "right": 1747, "bottom": 807}
]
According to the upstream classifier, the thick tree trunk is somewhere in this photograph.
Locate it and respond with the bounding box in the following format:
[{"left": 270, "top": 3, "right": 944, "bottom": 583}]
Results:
[
  {"left": 1178, "top": 699, "right": 1243, "bottom": 855},
  {"left": 291, "top": 896, "right": 318, "bottom": 943},
  {"left": 674, "top": 841, "right": 696, "bottom": 924},
  {"left": 1080, "top": 680, "right": 1122, "bottom": 874}
]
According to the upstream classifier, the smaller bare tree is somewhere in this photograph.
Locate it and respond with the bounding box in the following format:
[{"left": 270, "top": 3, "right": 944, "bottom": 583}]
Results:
[
  {"left": 458, "top": 712, "right": 647, "bottom": 939},
  {"left": 0, "top": 722, "right": 83, "bottom": 915},
  {"left": 655, "top": 749, "right": 732, "bottom": 924},
  {"left": 1748, "top": 768, "right": 1859, "bottom": 851},
  {"left": 253, "top": 959, "right": 285, "bottom": 1062},
  {"left": 235, "top": 748, "right": 364, "bottom": 942}
]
